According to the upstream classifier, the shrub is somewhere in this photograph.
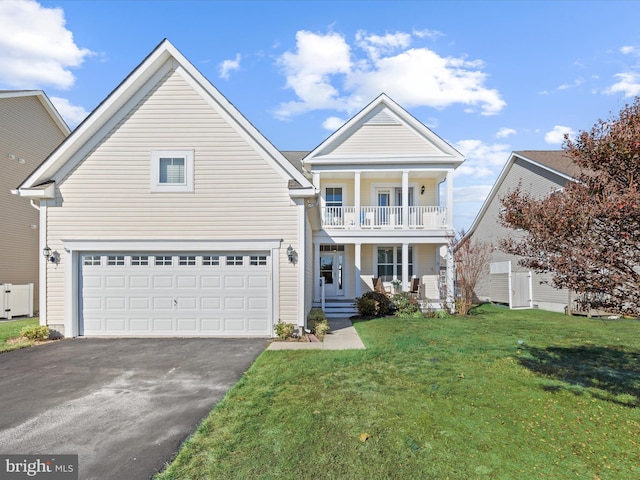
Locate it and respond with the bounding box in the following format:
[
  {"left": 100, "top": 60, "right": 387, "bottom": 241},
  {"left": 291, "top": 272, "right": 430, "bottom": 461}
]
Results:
[
  {"left": 355, "top": 291, "right": 395, "bottom": 317},
  {"left": 20, "top": 325, "right": 50, "bottom": 341},
  {"left": 307, "top": 309, "right": 330, "bottom": 339},
  {"left": 274, "top": 321, "right": 295, "bottom": 340},
  {"left": 391, "top": 292, "right": 421, "bottom": 317}
]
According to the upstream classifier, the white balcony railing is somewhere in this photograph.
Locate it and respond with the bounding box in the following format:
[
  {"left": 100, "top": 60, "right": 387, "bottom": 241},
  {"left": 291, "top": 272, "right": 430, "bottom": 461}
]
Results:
[{"left": 322, "top": 206, "right": 447, "bottom": 229}]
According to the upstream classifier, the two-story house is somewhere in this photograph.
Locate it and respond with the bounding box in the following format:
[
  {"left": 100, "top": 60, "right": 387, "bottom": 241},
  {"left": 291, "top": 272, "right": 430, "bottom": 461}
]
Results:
[
  {"left": 299, "top": 95, "right": 462, "bottom": 316},
  {"left": 15, "top": 40, "right": 462, "bottom": 337}
]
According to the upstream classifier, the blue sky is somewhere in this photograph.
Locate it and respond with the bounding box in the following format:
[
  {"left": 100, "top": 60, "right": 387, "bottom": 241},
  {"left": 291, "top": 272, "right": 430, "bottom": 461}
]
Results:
[{"left": 2, "top": 0, "right": 640, "bottom": 230}]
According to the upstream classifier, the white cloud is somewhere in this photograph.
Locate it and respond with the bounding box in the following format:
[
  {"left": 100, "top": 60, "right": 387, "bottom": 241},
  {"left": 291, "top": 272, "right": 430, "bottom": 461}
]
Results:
[
  {"left": 0, "top": 0, "right": 92, "bottom": 89},
  {"left": 454, "top": 185, "right": 494, "bottom": 204},
  {"left": 557, "top": 77, "right": 584, "bottom": 90},
  {"left": 322, "top": 116, "right": 347, "bottom": 131},
  {"left": 454, "top": 139, "right": 511, "bottom": 173},
  {"left": 496, "top": 127, "right": 516, "bottom": 139},
  {"left": 620, "top": 45, "right": 638, "bottom": 55},
  {"left": 50, "top": 96, "right": 88, "bottom": 128},
  {"left": 275, "top": 29, "right": 505, "bottom": 119},
  {"left": 219, "top": 54, "right": 241, "bottom": 80},
  {"left": 604, "top": 72, "right": 640, "bottom": 97},
  {"left": 545, "top": 125, "right": 574, "bottom": 144}
]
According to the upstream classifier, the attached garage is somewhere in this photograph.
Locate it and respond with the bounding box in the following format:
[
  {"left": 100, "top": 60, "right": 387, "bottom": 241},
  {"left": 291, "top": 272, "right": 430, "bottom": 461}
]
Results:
[
  {"left": 80, "top": 252, "right": 272, "bottom": 336},
  {"left": 63, "top": 241, "right": 282, "bottom": 337}
]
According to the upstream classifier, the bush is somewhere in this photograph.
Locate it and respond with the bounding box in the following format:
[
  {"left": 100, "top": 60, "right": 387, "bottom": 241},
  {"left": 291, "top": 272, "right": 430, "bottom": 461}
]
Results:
[
  {"left": 20, "top": 325, "right": 50, "bottom": 341},
  {"left": 307, "top": 309, "right": 330, "bottom": 339},
  {"left": 274, "top": 321, "right": 295, "bottom": 340},
  {"left": 391, "top": 292, "right": 421, "bottom": 317},
  {"left": 355, "top": 291, "right": 395, "bottom": 317}
]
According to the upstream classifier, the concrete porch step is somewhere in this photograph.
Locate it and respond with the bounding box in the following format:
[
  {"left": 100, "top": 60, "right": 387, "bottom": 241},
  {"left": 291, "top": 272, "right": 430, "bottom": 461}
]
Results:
[{"left": 313, "top": 300, "right": 358, "bottom": 318}]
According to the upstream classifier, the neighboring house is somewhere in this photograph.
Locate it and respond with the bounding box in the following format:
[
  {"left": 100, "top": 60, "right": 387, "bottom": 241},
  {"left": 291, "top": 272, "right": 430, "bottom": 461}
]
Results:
[
  {"left": 1, "top": 91, "right": 70, "bottom": 315},
  {"left": 464, "top": 150, "right": 580, "bottom": 312},
  {"left": 15, "top": 40, "right": 462, "bottom": 338}
]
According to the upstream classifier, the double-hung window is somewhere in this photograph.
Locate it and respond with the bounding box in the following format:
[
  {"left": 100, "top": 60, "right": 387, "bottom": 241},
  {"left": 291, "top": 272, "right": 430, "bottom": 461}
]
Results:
[{"left": 151, "top": 150, "right": 194, "bottom": 192}]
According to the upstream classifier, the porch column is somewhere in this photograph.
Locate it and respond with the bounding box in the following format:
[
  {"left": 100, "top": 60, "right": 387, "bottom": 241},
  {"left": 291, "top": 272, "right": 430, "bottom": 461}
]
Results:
[
  {"left": 402, "top": 170, "right": 409, "bottom": 227},
  {"left": 354, "top": 171, "right": 361, "bottom": 228},
  {"left": 354, "top": 243, "right": 362, "bottom": 297},
  {"left": 446, "top": 244, "right": 455, "bottom": 312},
  {"left": 314, "top": 241, "right": 321, "bottom": 301},
  {"left": 402, "top": 242, "right": 409, "bottom": 292},
  {"left": 446, "top": 169, "right": 453, "bottom": 228}
]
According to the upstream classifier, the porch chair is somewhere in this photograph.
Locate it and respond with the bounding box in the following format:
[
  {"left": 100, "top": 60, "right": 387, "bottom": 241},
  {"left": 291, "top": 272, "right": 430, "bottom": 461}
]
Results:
[
  {"left": 409, "top": 277, "right": 421, "bottom": 299},
  {"left": 372, "top": 277, "right": 389, "bottom": 294}
]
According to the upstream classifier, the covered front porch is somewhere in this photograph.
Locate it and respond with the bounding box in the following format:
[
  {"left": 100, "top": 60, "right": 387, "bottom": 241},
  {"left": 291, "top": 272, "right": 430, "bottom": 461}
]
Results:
[{"left": 312, "top": 240, "right": 454, "bottom": 308}]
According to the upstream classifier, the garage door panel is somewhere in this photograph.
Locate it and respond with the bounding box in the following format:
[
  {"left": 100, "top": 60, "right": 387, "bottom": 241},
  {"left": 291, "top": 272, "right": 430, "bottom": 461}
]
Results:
[
  {"left": 130, "top": 297, "right": 150, "bottom": 310},
  {"left": 80, "top": 252, "right": 272, "bottom": 336},
  {"left": 177, "top": 276, "right": 197, "bottom": 288},
  {"left": 200, "top": 297, "right": 221, "bottom": 310},
  {"left": 130, "top": 318, "right": 150, "bottom": 330},
  {"left": 153, "top": 297, "right": 174, "bottom": 310},
  {"left": 201, "top": 276, "right": 221, "bottom": 288},
  {"left": 153, "top": 276, "right": 174, "bottom": 288},
  {"left": 177, "top": 297, "right": 198, "bottom": 310},
  {"left": 152, "top": 318, "right": 173, "bottom": 330},
  {"left": 130, "top": 276, "right": 150, "bottom": 288},
  {"left": 105, "top": 297, "right": 126, "bottom": 310}
]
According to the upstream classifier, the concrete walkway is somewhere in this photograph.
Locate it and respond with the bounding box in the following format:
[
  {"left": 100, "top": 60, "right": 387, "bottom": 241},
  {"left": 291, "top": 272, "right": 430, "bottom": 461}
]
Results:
[{"left": 267, "top": 317, "right": 365, "bottom": 350}]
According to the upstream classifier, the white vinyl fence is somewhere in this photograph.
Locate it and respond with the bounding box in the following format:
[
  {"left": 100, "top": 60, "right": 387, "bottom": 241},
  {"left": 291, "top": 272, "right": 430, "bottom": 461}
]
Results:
[{"left": 0, "top": 283, "right": 34, "bottom": 319}]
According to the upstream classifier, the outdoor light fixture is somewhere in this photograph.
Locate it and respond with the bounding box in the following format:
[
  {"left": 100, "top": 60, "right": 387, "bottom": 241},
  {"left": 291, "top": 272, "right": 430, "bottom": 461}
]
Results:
[
  {"left": 286, "top": 244, "right": 297, "bottom": 264},
  {"left": 420, "top": 185, "right": 425, "bottom": 195},
  {"left": 42, "top": 246, "right": 59, "bottom": 264}
]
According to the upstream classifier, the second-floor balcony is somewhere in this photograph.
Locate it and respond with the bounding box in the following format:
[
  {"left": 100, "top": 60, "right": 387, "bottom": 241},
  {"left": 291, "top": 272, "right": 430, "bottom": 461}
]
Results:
[{"left": 322, "top": 206, "right": 447, "bottom": 230}]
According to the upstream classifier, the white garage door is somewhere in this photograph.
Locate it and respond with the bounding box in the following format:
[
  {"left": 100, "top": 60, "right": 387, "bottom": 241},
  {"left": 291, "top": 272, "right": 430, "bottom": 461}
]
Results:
[{"left": 80, "top": 252, "right": 272, "bottom": 336}]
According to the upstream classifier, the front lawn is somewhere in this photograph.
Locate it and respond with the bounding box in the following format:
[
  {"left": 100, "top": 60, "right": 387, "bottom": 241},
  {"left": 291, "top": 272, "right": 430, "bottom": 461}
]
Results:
[
  {"left": 0, "top": 317, "right": 39, "bottom": 353},
  {"left": 156, "top": 304, "right": 640, "bottom": 479}
]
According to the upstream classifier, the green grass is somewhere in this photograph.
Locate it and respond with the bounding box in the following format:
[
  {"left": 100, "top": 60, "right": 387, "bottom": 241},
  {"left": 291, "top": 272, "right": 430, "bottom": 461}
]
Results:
[
  {"left": 156, "top": 304, "right": 640, "bottom": 479},
  {"left": 0, "top": 317, "right": 39, "bottom": 353}
]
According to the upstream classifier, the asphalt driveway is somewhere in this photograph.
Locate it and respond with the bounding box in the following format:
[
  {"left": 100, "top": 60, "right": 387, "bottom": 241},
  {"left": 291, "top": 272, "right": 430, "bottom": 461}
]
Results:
[{"left": 0, "top": 338, "right": 268, "bottom": 479}]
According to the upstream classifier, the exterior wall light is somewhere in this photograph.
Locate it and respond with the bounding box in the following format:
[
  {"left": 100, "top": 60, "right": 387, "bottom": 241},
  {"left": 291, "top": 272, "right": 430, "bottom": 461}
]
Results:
[
  {"left": 420, "top": 185, "right": 425, "bottom": 195},
  {"left": 286, "top": 245, "right": 298, "bottom": 264},
  {"left": 43, "top": 246, "right": 59, "bottom": 264}
]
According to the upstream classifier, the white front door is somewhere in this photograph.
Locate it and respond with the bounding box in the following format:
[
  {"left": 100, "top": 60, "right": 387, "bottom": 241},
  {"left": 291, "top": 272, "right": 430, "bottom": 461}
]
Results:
[{"left": 320, "top": 252, "right": 344, "bottom": 297}]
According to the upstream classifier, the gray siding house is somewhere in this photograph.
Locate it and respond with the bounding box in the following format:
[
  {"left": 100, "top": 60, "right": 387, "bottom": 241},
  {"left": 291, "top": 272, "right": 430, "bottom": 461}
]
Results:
[
  {"left": 464, "top": 150, "right": 581, "bottom": 313},
  {"left": 1, "top": 91, "right": 70, "bottom": 314}
]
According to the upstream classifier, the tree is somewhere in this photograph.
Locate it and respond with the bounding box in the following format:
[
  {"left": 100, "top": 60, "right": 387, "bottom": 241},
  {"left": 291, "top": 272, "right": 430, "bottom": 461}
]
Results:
[
  {"left": 453, "top": 232, "right": 492, "bottom": 315},
  {"left": 500, "top": 98, "right": 640, "bottom": 315}
]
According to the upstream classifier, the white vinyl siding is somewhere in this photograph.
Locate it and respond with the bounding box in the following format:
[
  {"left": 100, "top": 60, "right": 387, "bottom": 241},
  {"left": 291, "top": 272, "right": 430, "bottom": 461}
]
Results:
[
  {"left": 0, "top": 95, "right": 68, "bottom": 314},
  {"left": 45, "top": 67, "right": 300, "bottom": 331},
  {"left": 332, "top": 124, "right": 440, "bottom": 156}
]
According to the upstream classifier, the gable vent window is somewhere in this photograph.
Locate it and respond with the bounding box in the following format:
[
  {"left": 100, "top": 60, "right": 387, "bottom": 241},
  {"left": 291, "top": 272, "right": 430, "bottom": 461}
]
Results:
[{"left": 151, "top": 149, "right": 194, "bottom": 192}]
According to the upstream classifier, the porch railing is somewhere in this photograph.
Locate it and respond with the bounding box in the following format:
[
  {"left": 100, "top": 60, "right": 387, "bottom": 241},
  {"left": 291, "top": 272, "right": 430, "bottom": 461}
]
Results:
[{"left": 321, "top": 206, "right": 447, "bottom": 229}]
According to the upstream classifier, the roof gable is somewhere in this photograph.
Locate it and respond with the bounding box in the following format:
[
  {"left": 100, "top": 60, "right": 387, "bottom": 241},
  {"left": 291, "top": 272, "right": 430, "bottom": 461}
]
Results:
[
  {"left": 0, "top": 90, "right": 70, "bottom": 137},
  {"left": 303, "top": 94, "right": 464, "bottom": 168},
  {"left": 464, "top": 150, "right": 577, "bottom": 239},
  {"left": 19, "top": 40, "right": 313, "bottom": 192}
]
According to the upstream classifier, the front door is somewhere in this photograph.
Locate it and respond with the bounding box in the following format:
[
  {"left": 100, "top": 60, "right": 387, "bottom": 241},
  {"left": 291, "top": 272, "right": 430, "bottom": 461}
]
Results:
[{"left": 320, "top": 252, "right": 344, "bottom": 297}]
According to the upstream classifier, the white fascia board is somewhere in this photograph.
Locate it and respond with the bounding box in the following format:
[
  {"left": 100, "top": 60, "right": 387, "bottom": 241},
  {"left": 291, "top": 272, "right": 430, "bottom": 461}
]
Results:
[
  {"left": 63, "top": 239, "right": 283, "bottom": 252},
  {"left": 13, "top": 182, "right": 56, "bottom": 199}
]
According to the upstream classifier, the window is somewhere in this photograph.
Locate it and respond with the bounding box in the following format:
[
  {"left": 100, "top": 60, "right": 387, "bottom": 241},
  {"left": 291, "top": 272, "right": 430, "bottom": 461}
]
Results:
[
  {"left": 226, "top": 255, "right": 243, "bottom": 266},
  {"left": 83, "top": 255, "right": 101, "bottom": 266},
  {"left": 250, "top": 255, "right": 267, "bottom": 266},
  {"left": 377, "top": 246, "right": 413, "bottom": 281},
  {"left": 107, "top": 255, "right": 125, "bottom": 266},
  {"left": 131, "top": 255, "right": 149, "bottom": 266},
  {"left": 325, "top": 187, "right": 343, "bottom": 208},
  {"left": 151, "top": 150, "right": 194, "bottom": 192},
  {"left": 179, "top": 255, "right": 196, "bottom": 266},
  {"left": 155, "top": 255, "right": 173, "bottom": 266},
  {"left": 202, "top": 255, "right": 220, "bottom": 266}
]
